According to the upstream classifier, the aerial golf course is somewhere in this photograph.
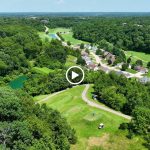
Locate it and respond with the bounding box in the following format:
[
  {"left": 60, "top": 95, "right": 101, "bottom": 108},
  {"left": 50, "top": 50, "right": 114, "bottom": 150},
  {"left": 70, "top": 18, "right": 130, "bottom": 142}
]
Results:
[
  {"left": 35, "top": 85, "right": 145, "bottom": 150},
  {"left": 39, "top": 27, "right": 88, "bottom": 45}
]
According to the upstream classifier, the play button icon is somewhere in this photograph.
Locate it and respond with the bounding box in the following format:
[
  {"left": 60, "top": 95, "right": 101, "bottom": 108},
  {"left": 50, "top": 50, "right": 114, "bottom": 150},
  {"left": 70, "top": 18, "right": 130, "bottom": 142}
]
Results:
[
  {"left": 72, "top": 71, "right": 79, "bottom": 80},
  {"left": 66, "top": 66, "right": 85, "bottom": 85}
]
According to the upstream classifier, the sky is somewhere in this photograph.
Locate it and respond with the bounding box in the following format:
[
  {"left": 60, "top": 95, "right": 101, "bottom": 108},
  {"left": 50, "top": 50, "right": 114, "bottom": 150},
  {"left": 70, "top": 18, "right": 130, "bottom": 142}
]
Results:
[{"left": 0, "top": 0, "right": 150, "bottom": 12}]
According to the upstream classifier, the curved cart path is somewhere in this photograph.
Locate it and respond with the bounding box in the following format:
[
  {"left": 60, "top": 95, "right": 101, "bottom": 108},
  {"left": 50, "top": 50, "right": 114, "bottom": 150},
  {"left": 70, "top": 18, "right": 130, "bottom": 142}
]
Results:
[{"left": 82, "top": 84, "right": 132, "bottom": 120}]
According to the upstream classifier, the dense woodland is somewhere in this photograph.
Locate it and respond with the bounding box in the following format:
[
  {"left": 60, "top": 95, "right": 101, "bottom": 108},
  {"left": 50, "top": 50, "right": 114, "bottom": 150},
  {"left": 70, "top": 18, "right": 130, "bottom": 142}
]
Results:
[
  {"left": 73, "top": 17, "right": 150, "bottom": 54},
  {"left": 0, "top": 17, "right": 80, "bottom": 149},
  {"left": 0, "top": 87, "right": 76, "bottom": 149},
  {"left": 0, "top": 16, "right": 150, "bottom": 149}
]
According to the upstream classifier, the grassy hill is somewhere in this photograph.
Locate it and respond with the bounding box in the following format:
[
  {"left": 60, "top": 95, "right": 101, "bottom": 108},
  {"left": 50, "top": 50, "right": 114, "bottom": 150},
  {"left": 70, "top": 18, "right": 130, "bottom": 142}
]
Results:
[
  {"left": 39, "top": 27, "right": 88, "bottom": 45},
  {"left": 35, "top": 85, "right": 146, "bottom": 150},
  {"left": 125, "top": 51, "right": 150, "bottom": 67}
]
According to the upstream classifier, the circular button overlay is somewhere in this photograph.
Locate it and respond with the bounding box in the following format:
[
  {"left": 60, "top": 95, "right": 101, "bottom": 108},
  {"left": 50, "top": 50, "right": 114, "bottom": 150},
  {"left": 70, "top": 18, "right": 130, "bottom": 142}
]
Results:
[{"left": 66, "top": 66, "right": 85, "bottom": 85}]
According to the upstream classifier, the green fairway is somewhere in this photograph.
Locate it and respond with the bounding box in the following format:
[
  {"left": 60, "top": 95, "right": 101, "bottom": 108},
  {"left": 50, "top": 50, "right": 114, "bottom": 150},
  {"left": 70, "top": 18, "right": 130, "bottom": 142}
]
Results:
[
  {"left": 62, "top": 32, "right": 88, "bottom": 45},
  {"left": 35, "top": 85, "right": 145, "bottom": 150},
  {"left": 31, "top": 67, "right": 55, "bottom": 75},
  {"left": 38, "top": 32, "right": 52, "bottom": 41},
  {"left": 65, "top": 55, "right": 77, "bottom": 67},
  {"left": 39, "top": 27, "right": 88, "bottom": 45},
  {"left": 33, "top": 94, "right": 50, "bottom": 102},
  {"left": 125, "top": 51, "right": 150, "bottom": 67},
  {"left": 48, "top": 28, "right": 71, "bottom": 34}
]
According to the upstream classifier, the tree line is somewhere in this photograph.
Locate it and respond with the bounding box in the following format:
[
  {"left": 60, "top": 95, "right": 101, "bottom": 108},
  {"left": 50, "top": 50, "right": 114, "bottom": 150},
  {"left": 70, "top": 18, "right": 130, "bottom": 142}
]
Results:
[
  {"left": 0, "top": 87, "right": 77, "bottom": 149},
  {"left": 73, "top": 17, "right": 150, "bottom": 54},
  {"left": 86, "top": 71, "right": 150, "bottom": 149}
]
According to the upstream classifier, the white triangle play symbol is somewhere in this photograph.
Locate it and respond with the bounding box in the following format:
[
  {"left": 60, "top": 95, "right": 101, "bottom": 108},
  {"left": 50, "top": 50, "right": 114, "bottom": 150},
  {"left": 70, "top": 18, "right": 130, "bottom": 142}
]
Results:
[{"left": 72, "top": 71, "right": 79, "bottom": 80}]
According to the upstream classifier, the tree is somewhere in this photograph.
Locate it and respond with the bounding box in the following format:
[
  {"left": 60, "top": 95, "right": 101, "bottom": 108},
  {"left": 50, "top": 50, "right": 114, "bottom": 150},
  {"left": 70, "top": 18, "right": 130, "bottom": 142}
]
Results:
[
  {"left": 85, "top": 49, "right": 90, "bottom": 54},
  {"left": 121, "top": 63, "right": 128, "bottom": 71},
  {"left": 0, "top": 87, "right": 24, "bottom": 122},
  {"left": 130, "top": 107, "right": 150, "bottom": 135},
  {"left": 96, "top": 49, "right": 103, "bottom": 55},
  {"left": 135, "top": 60, "right": 143, "bottom": 66},
  {"left": 101, "top": 86, "right": 126, "bottom": 111},
  {"left": 67, "top": 41, "right": 71, "bottom": 46},
  {"left": 77, "top": 56, "right": 86, "bottom": 66},
  {"left": 80, "top": 43, "right": 84, "bottom": 49},
  {"left": 147, "top": 62, "right": 150, "bottom": 68},
  {"left": 0, "top": 87, "right": 77, "bottom": 149},
  {"left": 127, "top": 57, "right": 132, "bottom": 64}
]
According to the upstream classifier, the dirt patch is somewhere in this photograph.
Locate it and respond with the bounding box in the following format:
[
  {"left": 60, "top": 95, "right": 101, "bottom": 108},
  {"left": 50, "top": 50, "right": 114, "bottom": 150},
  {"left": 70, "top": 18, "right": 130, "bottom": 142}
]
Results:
[{"left": 88, "top": 134, "right": 109, "bottom": 147}]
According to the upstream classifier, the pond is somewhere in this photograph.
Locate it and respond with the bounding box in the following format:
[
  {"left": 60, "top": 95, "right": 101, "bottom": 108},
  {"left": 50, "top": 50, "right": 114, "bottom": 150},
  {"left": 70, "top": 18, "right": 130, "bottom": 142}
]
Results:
[
  {"left": 9, "top": 75, "right": 27, "bottom": 89},
  {"left": 49, "top": 34, "right": 58, "bottom": 39}
]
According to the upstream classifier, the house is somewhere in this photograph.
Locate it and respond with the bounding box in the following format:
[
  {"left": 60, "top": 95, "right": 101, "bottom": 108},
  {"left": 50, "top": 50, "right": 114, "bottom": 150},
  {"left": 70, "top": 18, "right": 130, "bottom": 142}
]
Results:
[
  {"left": 81, "top": 51, "right": 89, "bottom": 57},
  {"left": 103, "top": 52, "right": 116, "bottom": 64},
  {"left": 72, "top": 44, "right": 80, "bottom": 50},
  {"left": 122, "top": 23, "right": 127, "bottom": 26},
  {"left": 29, "top": 17, "right": 37, "bottom": 20},
  {"left": 41, "top": 20, "right": 49, "bottom": 24},
  {"left": 87, "top": 64, "right": 97, "bottom": 70},
  {"left": 134, "top": 66, "right": 148, "bottom": 74},
  {"left": 103, "top": 51, "right": 116, "bottom": 62},
  {"left": 92, "top": 46, "right": 98, "bottom": 52},
  {"left": 103, "top": 51, "right": 109, "bottom": 57},
  {"left": 139, "top": 77, "right": 150, "bottom": 84},
  {"left": 85, "top": 44, "right": 92, "bottom": 50},
  {"left": 116, "top": 62, "right": 124, "bottom": 68}
]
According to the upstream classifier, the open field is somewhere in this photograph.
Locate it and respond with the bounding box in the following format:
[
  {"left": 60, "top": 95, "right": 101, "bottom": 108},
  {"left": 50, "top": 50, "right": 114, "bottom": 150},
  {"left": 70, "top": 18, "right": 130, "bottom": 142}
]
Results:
[
  {"left": 38, "top": 32, "right": 52, "bottom": 41},
  {"left": 35, "top": 85, "right": 145, "bottom": 150},
  {"left": 31, "top": 67, "right": 55, "bottom": 75},
  {"left": 125, "top": 51, "right": 150, "bottom": 67},
  {"left": 48, "top": 27, "right": 71, "bottom": 34},
  {"left": 65, "top": 55, "right": 77, "bottom": 67},
  {"left": 62, "top": 32, "right": 89, "bottom": 45},
  {"left": 39, "top": 27, "right": 88, "bottom": 45}
]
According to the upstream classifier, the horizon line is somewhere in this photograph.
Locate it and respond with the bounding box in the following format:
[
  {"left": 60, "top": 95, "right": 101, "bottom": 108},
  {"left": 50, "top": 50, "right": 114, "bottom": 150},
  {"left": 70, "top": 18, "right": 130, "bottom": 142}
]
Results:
[{"left": 0, "top": 12, "right": 150, "bottom": 13}]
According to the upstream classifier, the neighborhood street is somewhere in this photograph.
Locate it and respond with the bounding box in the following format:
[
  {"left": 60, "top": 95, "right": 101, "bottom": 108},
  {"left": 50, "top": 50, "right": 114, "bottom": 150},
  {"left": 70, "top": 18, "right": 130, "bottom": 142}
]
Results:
[{"left": 90, "top": 51, "right": 144, "bottom": 79}]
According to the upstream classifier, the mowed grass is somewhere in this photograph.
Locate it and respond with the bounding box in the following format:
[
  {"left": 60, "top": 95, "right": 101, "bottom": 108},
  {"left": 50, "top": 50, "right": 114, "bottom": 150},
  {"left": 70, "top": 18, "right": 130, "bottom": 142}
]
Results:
[
  {"left": 38, "top": 32, "right": 52, "bottom": 41},
  {"left": 62, "top": 32, "right": 88, "bottom": 45},
  {"left": 39, "top": 27, "right": 88, "bottom": 45},
  {"left": 126, "top": 68, "right": 137, "bottom": 74},
  {"left": 125, "top": 51, "right": 150, "bottom": 67},
  {"left": 48, "top": 28, "right": 71, "bottom": 34},
  {"left": 65, "top": 55, "right": 77, "bottom": 67},
  {"left": 31, "top": 67, "right": 55, "bottom": 75},
  {"left": 36, "top": 85, "right": 145, "bottom": 150}
]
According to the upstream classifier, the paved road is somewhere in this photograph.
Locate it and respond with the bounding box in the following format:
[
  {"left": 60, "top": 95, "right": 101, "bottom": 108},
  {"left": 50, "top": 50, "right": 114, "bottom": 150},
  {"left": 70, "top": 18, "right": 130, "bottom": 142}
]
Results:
[
  {"left": 90, "top": 52, "right": 143, "bottom": 79},
  {"left": 82, "top": 84, "right": 132, "bottom": 120}
]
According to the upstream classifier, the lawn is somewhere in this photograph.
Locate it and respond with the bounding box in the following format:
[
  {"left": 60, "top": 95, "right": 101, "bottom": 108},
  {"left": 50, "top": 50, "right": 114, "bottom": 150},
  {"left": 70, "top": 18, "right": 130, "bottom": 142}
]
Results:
[
  {"left": 31, "top": 67, "right": 55, "bottom": 75},
  {"left": 48, "top": 28, "right": 71, "bottom": 34},
  {"left": 126, "top": 68, "right": 137, "bottom": 74},
  {"left": 38, "top": 32, "right": 52, "bottom": 41},
  {"left": 35, "top": 85, "right": 145, "bottom": 150},
  {"left": 125, "top": 51, "right": 150, "bottom": 67},
  {"left": 144, "top": 70, "right": 150, "bottom": 77},
  {"left": 65, "top": 55, "right": 77, "bottom": 67},
  {"left": 33, "top": 94, "right": 50, "bottom": 102},
  {"left": 39, "top": 27, "right": 88, "bottom": 45},
  {"left": 62, "top": 32, "right": 88, "bottom": 45}
]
